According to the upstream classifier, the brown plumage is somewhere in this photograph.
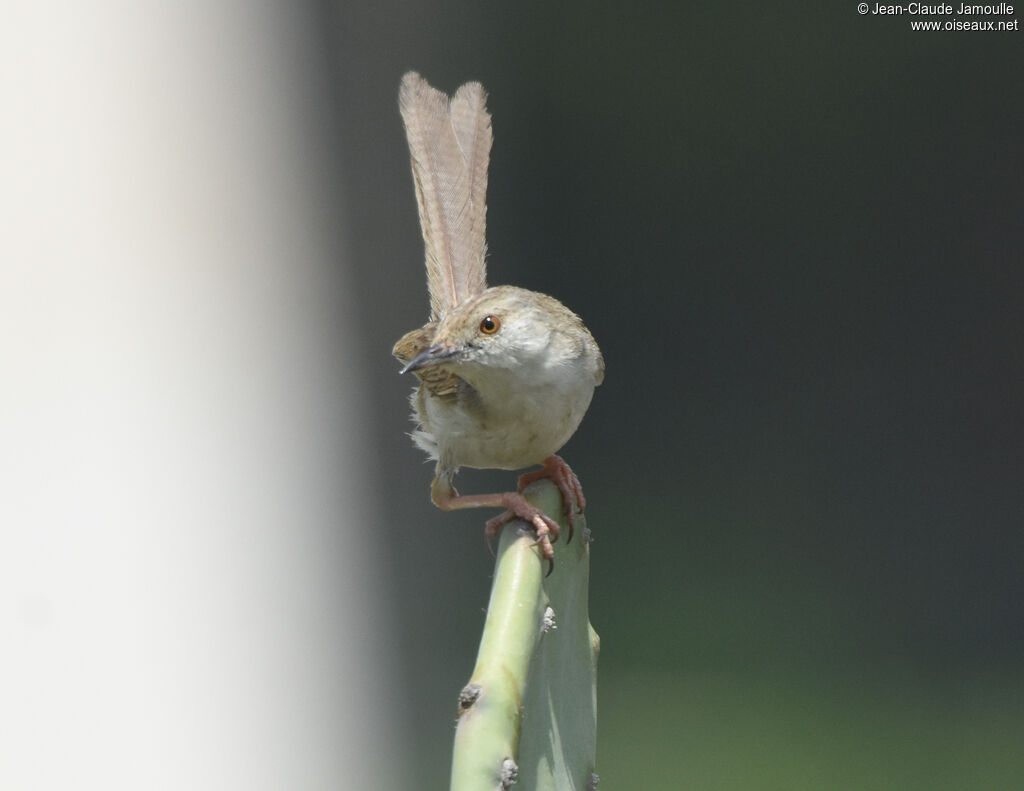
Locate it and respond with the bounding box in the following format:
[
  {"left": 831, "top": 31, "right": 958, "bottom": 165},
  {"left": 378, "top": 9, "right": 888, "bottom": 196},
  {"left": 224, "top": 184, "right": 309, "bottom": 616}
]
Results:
[
  {"left": 394, "top": 73, "right": 603, "bottom": 572},
  {"left": 398, "top": 72, "right": 490, "bottom": 320}
]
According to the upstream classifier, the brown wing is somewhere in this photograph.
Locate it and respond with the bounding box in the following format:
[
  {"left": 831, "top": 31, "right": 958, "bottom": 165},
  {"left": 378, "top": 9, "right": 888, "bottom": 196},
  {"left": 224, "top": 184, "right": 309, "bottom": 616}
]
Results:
[{"left": 392, "top": 324, "right": 461, "bottom": 402}]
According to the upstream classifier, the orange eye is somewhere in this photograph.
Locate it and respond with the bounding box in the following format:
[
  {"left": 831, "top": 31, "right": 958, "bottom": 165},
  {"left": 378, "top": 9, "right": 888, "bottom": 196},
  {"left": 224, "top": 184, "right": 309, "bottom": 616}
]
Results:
[{"left": 479, "top": 315, "right": 500, "bottom": 334}]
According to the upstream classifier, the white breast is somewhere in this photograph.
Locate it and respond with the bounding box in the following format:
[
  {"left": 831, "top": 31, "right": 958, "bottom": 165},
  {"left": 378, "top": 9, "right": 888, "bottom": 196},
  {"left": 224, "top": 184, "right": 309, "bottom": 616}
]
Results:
[{"left": 421, "top": 347, "right": 598, "bottom": 472}]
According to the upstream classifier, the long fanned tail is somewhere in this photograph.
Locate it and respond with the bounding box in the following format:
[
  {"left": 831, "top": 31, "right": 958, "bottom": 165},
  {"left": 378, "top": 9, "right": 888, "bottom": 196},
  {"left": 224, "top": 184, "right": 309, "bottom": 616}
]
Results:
[{"left": 399, "top": 72, "right": 491, "bottom": 320}]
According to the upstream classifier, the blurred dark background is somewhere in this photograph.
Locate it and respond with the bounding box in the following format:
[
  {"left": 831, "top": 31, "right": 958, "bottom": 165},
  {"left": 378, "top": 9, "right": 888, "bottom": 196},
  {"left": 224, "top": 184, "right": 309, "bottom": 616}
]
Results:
[{"left": 327, "top": 2, "right": 1022, "bottom": 787}]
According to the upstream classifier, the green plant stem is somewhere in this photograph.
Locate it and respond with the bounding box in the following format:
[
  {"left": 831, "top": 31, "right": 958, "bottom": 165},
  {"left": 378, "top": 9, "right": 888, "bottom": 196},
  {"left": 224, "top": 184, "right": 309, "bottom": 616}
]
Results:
[{"left": 450, "top": 478, "right": 599, "bottom": 791}]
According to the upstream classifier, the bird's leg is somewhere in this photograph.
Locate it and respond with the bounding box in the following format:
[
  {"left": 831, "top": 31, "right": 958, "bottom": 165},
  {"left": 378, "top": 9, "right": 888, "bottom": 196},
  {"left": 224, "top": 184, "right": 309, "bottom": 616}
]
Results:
[
  {"left": 431, "top": 475, "right": 560, "bottom": 573},
  {"left": 516, "top": 454, "right": 585, "bottom": 543}
]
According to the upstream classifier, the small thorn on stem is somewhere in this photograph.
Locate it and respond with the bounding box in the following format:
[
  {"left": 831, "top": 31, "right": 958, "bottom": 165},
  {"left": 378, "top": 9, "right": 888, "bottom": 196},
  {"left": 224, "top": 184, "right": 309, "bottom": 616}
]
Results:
[
  {"left": 500, "top": 758, "right": 519, "bottom": 788},
  {"left": 457, "top": 683, "right": 481, "bottom": 716}
]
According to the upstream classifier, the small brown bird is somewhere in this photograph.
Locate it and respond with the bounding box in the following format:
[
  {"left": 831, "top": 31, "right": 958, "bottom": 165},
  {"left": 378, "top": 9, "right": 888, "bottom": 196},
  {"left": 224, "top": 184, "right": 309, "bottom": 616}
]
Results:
[{"left": 393, "top": 72, "right": 604, "bottom": 568}]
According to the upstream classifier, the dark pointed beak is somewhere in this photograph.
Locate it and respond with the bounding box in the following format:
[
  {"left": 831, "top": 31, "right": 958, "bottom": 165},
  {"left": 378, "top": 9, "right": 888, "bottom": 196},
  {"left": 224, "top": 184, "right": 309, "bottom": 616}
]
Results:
[{"left": 399, "top": 344, "right": 459, "bottom": 374}]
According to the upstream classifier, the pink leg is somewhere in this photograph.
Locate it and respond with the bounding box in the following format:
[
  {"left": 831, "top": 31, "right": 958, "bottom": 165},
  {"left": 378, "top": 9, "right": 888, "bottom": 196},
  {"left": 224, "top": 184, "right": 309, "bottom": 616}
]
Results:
[
  {"left": 516, "top": 455, "right": 586, "bottom": 543},
  {"left": 431, "top": 477, "right": 560, "bottom": 574}
]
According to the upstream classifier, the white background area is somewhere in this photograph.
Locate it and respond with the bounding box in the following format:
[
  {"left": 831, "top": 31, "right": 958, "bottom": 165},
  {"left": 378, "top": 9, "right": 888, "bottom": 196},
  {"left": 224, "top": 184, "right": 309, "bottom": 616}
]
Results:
[{"left": 1, "top": 5, "right": 400, "bottom": 789}]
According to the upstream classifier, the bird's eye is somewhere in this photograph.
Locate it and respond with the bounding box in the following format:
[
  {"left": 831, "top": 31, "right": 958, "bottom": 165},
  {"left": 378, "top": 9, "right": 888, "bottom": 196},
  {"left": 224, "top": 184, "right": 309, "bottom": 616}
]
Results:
[{"left": 479, "top": 315, "right": 501, "bottom": 335}]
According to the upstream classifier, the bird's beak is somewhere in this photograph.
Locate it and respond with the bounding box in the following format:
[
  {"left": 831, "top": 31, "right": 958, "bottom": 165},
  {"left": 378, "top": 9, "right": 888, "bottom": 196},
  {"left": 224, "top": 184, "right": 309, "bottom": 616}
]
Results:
[{"left": 399, "top": 344, "right": 459, "bottom": 374}]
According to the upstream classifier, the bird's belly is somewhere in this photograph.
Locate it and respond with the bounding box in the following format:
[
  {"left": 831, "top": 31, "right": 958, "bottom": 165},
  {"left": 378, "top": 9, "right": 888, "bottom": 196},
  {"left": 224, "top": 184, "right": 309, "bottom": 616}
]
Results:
[
  {"left": 449, "top": 420, "right": 560, "bottom": 470},
  {"left": 427, "top": 384, "right": 593, "bottom": 471}
]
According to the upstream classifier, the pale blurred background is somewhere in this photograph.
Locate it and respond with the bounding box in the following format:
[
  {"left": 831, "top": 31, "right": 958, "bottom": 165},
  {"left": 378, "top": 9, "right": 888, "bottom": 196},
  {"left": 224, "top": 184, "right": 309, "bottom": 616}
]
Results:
[
  {"left": 2, "top": 4, "right": 401, "bottom": 790},
  {"left": 3, "top": 3, "right": 1023, "bottom": 790}
]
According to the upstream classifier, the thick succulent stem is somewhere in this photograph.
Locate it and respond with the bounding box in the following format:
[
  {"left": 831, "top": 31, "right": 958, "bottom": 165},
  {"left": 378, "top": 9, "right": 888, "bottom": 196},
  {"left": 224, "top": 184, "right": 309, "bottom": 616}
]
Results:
[{"left": 450, "top": 479, "right": 599, "bottom": 791}]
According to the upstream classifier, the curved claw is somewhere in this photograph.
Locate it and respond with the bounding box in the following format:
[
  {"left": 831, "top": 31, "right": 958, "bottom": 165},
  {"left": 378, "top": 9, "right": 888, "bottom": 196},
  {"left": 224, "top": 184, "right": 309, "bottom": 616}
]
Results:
[
  {"left": 433, "top": 476, "right": 570, "bottom": 573},
  {"left": 484, "top": 497, "right": 561, "bottom": 572},
  {"left": 529, "top": 513, "right": 560, "bottom": 567},
  {"left": 517, "top": 455, "right": 586, "bottom": 544}
]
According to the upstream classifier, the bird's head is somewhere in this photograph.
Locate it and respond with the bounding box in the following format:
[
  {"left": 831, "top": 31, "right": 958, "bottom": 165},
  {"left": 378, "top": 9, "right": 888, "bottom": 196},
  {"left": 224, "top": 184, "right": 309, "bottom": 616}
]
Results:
[{"left": 400, "top": 286, "right": 561, "bottom": 376}]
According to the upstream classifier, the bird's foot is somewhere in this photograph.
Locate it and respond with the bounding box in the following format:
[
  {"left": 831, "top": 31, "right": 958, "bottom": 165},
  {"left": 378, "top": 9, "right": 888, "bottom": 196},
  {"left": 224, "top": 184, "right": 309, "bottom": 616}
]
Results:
[
  {"left": 517, "top": 454, "right": 585, "bottom": 544},
  {"left": 484, "top": 492, "right": 561, "bottom": 576}
]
